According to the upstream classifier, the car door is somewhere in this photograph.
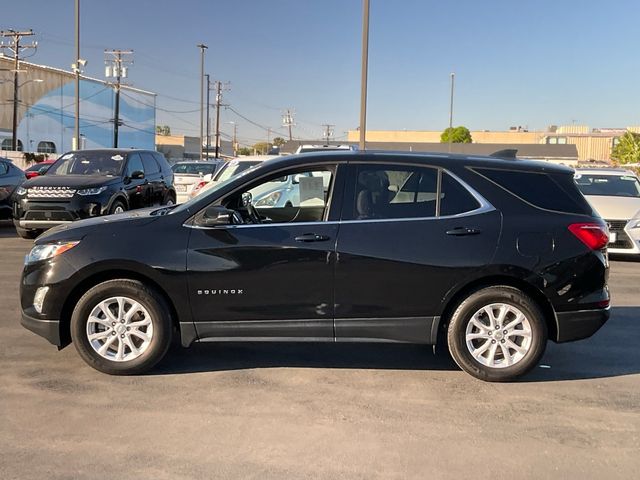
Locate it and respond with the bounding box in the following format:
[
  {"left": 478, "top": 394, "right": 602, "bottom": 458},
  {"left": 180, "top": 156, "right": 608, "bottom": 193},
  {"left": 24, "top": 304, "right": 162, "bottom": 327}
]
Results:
[
  {"left": 140, "top": 152, "right": 163, "bottom": 205},
  {"left": 185, "top": 162, "right": 344, "bottom": 341},
  {"left": 334, "top": 161, "right": 501, "bottom": 343},
  {"left": 123, "top": 153, "right": 150, "bottom": 210}
]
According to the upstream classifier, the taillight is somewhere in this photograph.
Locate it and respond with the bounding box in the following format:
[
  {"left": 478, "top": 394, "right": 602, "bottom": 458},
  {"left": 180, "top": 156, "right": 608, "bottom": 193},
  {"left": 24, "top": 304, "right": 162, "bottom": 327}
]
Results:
[
  {"left": 193, "top": 181, "right": 207, "bottom": 191},
  {"left": 568, "top": 222, "right": 609, "bottom": 250}
]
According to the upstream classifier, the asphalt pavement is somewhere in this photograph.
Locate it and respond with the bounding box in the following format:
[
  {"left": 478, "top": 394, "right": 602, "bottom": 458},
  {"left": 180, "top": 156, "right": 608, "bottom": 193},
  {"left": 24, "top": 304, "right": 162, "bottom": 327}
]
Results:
[{"left": 0, "top": 221, "right": 638, "bottom": 479}]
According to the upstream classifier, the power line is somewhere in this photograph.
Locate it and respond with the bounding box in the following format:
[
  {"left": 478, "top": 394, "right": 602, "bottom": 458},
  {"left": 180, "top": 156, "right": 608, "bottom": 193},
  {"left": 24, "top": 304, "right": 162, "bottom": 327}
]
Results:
[{"left": 104, "top": 49, "right": 133, "bottom": 147}]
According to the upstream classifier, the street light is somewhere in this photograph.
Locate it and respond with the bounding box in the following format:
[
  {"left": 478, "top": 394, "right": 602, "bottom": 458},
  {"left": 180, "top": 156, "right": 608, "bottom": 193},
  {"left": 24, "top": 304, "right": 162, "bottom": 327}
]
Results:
[
  {"left": 196, "top": 44, "right": 208, "bottom": 161},
  {"left": 448, "top": 72, "right": 455, "bottom": 153}
]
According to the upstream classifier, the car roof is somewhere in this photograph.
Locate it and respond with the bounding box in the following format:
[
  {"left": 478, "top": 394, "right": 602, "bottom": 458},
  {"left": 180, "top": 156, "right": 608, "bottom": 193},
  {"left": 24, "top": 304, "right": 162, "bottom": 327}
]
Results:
[
  {"left": 258, "top": 150, "right": 574, "bottom": 174},
  {"left": 229, "top": 155, "right": 279, "bottom": 162},
  {"left": 174, "top": 160, "right": 219, "bottom": 165},
  {"left": 574, "top": 167, "right": 637, "bottom": 176}
]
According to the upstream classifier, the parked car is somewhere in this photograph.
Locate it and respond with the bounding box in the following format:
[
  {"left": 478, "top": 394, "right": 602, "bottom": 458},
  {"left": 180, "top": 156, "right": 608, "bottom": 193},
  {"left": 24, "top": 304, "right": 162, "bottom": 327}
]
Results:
[
  {"left": 20, "top": 151, "right": 610, "bottom": 381},
  {"left": 171, "top": 160, "right": 221, "bottom": 204},
  {"left": 24, "top": 159, "right": 57, "bottom": 179},
  {"left": 0, "top": 158, "right": 25, "bottom": 220},
  {"left": 189, "top": 155, "right": 277, "bottom": 199},
  {"left": 574, "top": 168, "right": 640, "bottom": 255},
  {"left": 13, "top": 149, "right": 175, "bottom": 239}
]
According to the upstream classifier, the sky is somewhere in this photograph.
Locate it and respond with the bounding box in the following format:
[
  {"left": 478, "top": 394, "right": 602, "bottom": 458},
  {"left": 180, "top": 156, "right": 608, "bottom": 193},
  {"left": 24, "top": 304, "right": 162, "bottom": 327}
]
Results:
[{"left": 4, "top": 0, "right": 640, "bottom": 147}]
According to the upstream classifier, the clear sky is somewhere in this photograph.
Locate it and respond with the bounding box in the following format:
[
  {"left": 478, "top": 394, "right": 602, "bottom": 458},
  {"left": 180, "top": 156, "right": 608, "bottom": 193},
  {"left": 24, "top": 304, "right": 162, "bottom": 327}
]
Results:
[{"left": 4, "top": 0, "right": 640, "bottom": 147}]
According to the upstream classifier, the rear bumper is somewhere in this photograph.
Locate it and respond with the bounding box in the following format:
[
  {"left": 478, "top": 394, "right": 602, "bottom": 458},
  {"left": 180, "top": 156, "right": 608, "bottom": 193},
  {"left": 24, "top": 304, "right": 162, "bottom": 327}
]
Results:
[
  {"left": 21, "top": 311, "right": 61, "bottom": 346},
  {"left": 554, "top": 307, "right": 610, "bottom": 343}
]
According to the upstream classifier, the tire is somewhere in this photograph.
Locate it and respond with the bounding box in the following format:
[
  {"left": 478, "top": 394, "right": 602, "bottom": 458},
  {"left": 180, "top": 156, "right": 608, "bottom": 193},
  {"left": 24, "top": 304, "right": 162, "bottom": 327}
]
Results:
[
  {"left": 109, "top": 200, "right": 126, "bottom": 215},
  {"left": 163, "top": 192, "right": 176, "bottom": 206},
  {"left": 447, "top": 286, "right": 547, "bottom": 382},
  {"left": 14, "top": 222, "right": 40, "bottom": 239},
  {"left": 70, "top": 279, "right": 172, "bottom": 375}
]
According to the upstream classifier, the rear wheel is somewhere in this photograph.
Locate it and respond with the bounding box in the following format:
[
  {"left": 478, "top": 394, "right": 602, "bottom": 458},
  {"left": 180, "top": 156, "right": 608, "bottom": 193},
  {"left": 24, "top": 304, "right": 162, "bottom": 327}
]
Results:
[
  {"left": 163, "top": 192, "right": 176, "bottom": 206},
  {"left": 70, "top": 279, "right": 172, "bottom": 375},
  {"left": 447, "top": 286, "right": 547, "bottom": 382}
]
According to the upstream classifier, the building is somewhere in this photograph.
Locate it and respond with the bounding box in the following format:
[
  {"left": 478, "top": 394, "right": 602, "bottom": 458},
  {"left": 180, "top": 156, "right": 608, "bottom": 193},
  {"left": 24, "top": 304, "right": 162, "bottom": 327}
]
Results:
[
  {"left": 0, "top": 58, "right": 156, "bottom": 155},
  {"left": 155, "top": 134, "right": 234, "bottom": 163},
  {"left": 347, "top": 126, "right": 640, "bottom": 163}
]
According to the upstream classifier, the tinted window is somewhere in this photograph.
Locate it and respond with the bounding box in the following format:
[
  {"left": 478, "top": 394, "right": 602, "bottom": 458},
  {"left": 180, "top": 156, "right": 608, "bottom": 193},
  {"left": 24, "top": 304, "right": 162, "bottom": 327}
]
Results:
[
  {"left": 575, "top": 174, "right": 640, "bottom": 198},
  {"left": 141, "top": 153, "right": 160, "bottom": 174},
  {"left": 0, "top": 162, "right": 8, "bottom": 175},
  {"left": 441, "top": 173, "right": 480, "bottom": 215},
  {"left": 126, "top": 154, "right": 144, "bottom": 177},
  {"left": 477, "top": 168, "right": 592, "bottom": 214},
  {"left": 152, "top": 152, "right": 169, "bottom": 170},
  {"left": 351, "top": 165, "right": 439, "bottom": 220},
  {"left": 172, "top": 163, "right": 217, "bottom": 175}
]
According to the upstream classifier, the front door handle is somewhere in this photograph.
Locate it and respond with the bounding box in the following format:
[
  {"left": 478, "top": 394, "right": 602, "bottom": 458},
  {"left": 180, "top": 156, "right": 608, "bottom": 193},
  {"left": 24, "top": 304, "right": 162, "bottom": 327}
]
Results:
[
  {"left": 294, "top": 233, "right": 330, "bottom": 242},
  {"left": 446, "top": 227, "right": 482, "bottom": 236}
]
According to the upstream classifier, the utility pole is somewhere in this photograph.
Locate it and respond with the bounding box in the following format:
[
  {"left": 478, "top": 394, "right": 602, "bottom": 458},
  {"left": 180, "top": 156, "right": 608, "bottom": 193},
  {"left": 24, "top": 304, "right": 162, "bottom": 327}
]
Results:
[
  {"left": 448, "top": 72, "right": 455, "bottom": 153},
  {"left": 74, "top": 0, "right": 80, "bottom": 149},
  {"left": 322, "top": 124, "right": 334, "bottom": 145},
  {"left": 205, "top": 74, "right": 211, "bottom": 159},
  {"left": 266, "top": 127, "right": 271, "bottom": 155},
  {"left": 196, "top": 44, "right": 207, "bottom": 161},
  {"left": 104, "top": 49, "right": 133, "bottom": 148},
  {"left": 359, "top": 0, "right": 370, "bottom": 151},
  {"left": 213, "top": 80, "right": 230, "bottom": 159},
  {"left": 0, "top": 29, "right": 37, "bottom": 151},
  {"left": 282, "top": 109, "right": 295, "bottom": 141},
  {"left": 231, "top": 122, "right": 237, "bottom": 155}
]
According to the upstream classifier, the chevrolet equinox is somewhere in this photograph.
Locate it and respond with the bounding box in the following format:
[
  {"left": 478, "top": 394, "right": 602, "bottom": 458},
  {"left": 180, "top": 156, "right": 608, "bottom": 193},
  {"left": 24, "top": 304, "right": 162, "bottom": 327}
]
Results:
[{"left": 20, "top": 152, "right": 610, "bottom": 381}]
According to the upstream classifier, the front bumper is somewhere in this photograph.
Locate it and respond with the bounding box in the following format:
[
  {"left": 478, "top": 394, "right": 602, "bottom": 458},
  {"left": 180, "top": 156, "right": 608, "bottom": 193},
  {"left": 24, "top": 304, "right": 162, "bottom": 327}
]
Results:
[
  {"left": 606, "top": 219, "right": 640, "bottom": 255},
  {"left": 21, "top": 311, "right": 61, "bottom": 346},
  {"left": 554, "top": 307, "right": 610, "bottom": 343},
  {"left": 13, "top": 194, "right": 112, "bottom": 230}
]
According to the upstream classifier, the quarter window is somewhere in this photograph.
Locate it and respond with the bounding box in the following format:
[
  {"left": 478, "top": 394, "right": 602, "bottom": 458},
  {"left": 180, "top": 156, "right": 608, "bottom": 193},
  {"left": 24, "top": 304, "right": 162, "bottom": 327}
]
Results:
[{"left": 441, "top": 172, "right": 480, "bottom": 216}]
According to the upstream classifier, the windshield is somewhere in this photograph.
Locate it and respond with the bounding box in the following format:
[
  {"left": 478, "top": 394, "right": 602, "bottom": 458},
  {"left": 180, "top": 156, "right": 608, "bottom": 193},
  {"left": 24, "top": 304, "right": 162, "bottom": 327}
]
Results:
[
  {"left": 47, "top": 152, "right": 125, "bottom": 177},
  {"left": 575, "top": 173, "right": 640, "bottom": 198},
  {"left": 172, "top": 163, "right": 217, "bottom": 175},
  {"left": 214, "top": 160, "right": 260, "bottom": 182}
]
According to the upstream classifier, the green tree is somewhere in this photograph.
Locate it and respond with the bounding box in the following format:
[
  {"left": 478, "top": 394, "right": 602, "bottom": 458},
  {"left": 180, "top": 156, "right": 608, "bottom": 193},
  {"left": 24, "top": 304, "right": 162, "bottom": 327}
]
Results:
[
  {"left": 236, "top": 147, "right": 252, "bottom": 156},
  {"left": 611, "top": 131, "right": 640, "bottom": 165},
  {"left": 252, "top": 142, "right": 272, "bottom": 155},
  {"left": 155, "top": 125, "right": 171, "bottom": 136},
  {"left": 272, "top": 137, "right": 286, "bottom": 147},
  {"left": 440, "top": 126, "right": 472, "bottom": 144}
]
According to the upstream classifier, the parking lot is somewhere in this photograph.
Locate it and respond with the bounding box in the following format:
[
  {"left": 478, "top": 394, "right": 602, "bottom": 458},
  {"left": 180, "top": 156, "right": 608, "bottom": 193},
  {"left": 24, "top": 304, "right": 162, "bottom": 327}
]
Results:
[{"left": 0, "top": 221, "right": 638, "bottom": 479}]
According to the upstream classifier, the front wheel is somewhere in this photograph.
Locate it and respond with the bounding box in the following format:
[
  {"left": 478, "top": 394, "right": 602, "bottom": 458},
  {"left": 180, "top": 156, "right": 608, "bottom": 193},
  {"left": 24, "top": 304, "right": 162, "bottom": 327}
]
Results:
[
  {"left": 70, "top": 279, "right": 172, "bottom": 375},
  {"left": 447, "top": 286, "right": 547, "bottom": 382}
]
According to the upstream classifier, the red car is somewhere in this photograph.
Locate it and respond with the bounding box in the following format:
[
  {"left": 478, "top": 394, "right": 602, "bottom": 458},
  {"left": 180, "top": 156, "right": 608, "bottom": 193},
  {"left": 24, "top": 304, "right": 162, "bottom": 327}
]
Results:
[{"left": 24, "top": 159, "right": 56, "bottom": 179}]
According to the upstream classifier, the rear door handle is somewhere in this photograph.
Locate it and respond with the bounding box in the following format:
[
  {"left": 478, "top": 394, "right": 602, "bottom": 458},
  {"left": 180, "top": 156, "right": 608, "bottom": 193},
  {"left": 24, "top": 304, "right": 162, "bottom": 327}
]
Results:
[
  {"left": 446, "top": 227, "right": 481, "bottom": 236},
  {"left": 294, "top": 233, "right": 330, "bottom": 242}
]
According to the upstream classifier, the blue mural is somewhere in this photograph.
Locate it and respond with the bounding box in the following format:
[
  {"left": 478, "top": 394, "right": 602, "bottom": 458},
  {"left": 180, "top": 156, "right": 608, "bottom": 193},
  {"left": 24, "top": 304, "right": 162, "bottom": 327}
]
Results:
[{"left": 15, "top": 78, "right": 156, "bottom": 153}]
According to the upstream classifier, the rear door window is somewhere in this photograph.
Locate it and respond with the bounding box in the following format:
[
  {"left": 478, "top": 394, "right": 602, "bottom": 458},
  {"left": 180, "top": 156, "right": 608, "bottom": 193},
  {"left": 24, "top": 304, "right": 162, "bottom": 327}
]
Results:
[
  {"left": 141, "top": 153, "right": 160, "bottom": 175},
  {"left": 476, "top": 168, "right": 593, "bottom": 215},
  {"left": 126, "top": 154, "right": 145, "bottom": 177}
]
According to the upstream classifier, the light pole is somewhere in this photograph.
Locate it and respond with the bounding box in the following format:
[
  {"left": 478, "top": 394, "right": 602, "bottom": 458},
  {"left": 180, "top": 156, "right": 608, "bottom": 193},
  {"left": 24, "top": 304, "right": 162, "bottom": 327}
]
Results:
[
  {"left": 358, "top": 0, "right": 370, "bottom": 151},
  {"left": 448, "top": 72, "right": 455, "bottom": 153},
  {"left": 197, "top": 44, "right": 208, "bottom": 161},
  {"left": 227, "top": 121, "right": 237, "bottom": 156},
  {"left": 74, "top": 0, "right": 80, "bottom": 150},
  {"left": 205, "top": 74, "right": 211, "bottom": 159}
]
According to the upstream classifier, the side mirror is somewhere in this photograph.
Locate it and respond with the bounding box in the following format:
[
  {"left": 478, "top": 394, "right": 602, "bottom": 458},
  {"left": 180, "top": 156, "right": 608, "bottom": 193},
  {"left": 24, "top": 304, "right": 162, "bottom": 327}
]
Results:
[
  {"left": 241, "top": 191, "right": 253, "bottom": 207},
  {"left": 131, "top": 170, "right": 145, "bottom": 180},
  {"left": 201, "top": 205, "right": 234, "bottom": 227},
  {"left": 293, "top": 173, "right": 305, "bottom": 184}
]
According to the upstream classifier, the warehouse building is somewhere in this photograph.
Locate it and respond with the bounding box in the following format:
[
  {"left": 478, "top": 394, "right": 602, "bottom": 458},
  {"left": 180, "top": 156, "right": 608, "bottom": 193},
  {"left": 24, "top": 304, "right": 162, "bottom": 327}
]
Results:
[{"left": 0, "top": 58, "right": 156, "bottom": 156}]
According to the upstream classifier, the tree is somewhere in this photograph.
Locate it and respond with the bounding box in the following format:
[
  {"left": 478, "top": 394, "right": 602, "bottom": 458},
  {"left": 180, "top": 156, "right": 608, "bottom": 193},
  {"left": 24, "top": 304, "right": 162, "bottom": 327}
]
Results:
[
  {"left": 611, "top": 131, "right": 640, "bottom": 165},
  {"left": 236, "top": 147, "right": 252, "bottom": 156},
  {"left": 252, "top": 142, "right": 272, "bottom": 155},
  {"left": 441, "top": 126, "right": 472, "bottom": 144},
  {"left": 272, "top": 137, "right": 286, "bottom": 147},
  {"left": 155, "top": 125, "right": 171, "bottom": 136}
]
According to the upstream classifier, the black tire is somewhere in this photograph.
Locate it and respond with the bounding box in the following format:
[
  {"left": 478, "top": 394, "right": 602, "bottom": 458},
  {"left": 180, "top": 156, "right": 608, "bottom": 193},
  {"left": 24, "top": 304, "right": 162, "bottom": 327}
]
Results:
[
  {"left": 109, "top": 200, "right": 127, "bottom": 215},
  {"left": 14, "top": 221, "right": 40, "bottom": 239},
  {"left": 70, "top": 279, "right": 172, "bottom": 375},
  {"left": 447, "top": 286, "right": 547, "bottom": 382},
  {"left": 163, "top": 191, "right": 176, "bottom": 206}
]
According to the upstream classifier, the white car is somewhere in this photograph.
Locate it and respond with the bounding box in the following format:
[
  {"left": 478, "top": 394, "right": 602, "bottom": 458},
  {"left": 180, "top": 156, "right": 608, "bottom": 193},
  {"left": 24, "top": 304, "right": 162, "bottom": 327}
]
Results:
[
  {"left": 574, "top": 168, "right": 640, "bottom": 254},
  {"left": 171, "top": 161, "right": 221, "bottom": 203},
  {"left": 189, "top": 156, "right": 278, "bottom": 199}
]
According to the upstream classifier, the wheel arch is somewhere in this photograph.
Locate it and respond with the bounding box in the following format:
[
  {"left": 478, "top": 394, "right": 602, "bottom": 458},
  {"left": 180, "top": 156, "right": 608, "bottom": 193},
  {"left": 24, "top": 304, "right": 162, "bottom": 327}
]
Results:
[
  {"left": 58, "top": 268, "right": 183, "bottom": 348},
  {"left": 438, "top": 275, "right": 558, "bottom": 344},
  {"left": 105, "top": 193, "right": 129, "bottom": 213}
]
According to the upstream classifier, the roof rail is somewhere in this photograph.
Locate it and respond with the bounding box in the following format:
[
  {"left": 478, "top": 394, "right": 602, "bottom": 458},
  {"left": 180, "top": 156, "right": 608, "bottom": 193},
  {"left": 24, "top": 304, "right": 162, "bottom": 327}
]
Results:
[{"left": 490, "top": 149, "right": 518, "bottom": 160}]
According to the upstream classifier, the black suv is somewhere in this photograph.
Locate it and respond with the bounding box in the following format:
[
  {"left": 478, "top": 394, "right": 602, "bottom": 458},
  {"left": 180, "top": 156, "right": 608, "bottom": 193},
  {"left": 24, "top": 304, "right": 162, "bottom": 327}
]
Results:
[
  {"left": 20, "top": 152, "right": 610, "bottom": 381},
  {"left": 13, "top": 149, "right": 176, "bottom": 239}
]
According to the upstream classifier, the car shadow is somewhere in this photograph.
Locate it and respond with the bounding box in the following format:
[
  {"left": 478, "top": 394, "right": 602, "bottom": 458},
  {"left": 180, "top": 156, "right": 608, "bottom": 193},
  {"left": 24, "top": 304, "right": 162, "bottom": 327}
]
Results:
[
  {"left": 0, "top": 220, "right": 19, "bottom": 238},
  {"left": 153, "top": 306, "right": 640, "bottom": 381}
]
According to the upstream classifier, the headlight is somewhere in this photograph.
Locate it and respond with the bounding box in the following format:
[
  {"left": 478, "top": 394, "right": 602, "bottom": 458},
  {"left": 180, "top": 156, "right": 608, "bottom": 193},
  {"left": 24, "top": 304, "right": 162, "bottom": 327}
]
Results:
[
  {"left": 16, "top": 186, "right": 27, "bottom": 196},
  {"left": 254, "top": 191, "right": 282, "bottom": 207},
  {"left": 77, "top": 186, "right": 107, "bottom": 196},
  {"left": 25, "top": 241, "right": 80, "bottom": 265}
]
